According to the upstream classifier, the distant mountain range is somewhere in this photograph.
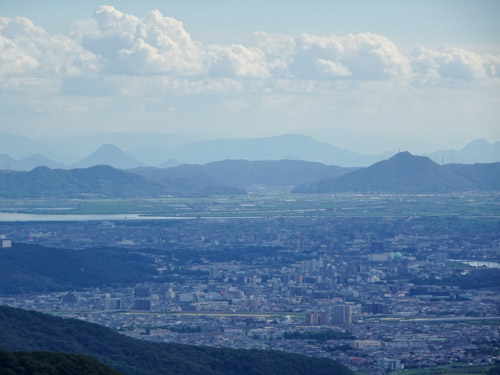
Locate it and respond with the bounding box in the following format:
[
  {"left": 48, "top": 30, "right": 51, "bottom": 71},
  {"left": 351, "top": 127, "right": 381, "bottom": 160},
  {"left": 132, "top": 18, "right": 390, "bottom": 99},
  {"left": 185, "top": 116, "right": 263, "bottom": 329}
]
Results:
[
  {"left": 1, "top": 131, "right": 498, "bottom": 170},
  {"left": 294, "top": 152, "right": 500, "bottom": 193},
  {"left": 427, "top": 139, "right": 500, "bottom": 164},
  {"left": 0, "top": 154, "right": 498, "bottom": 197},
  {"left": 130, "top": 160, "right": 355, "bottom": 188},
  {"left": 0, "top": 153, "right": 65, "bottom": 171},
  {"left": 0, "top": 306, "right": 353, "bottom": 375},
  {"left": 163, "top": 134, "right": 391, "bottom": 167},
  {"left": 0, "top": 131, "right": 195, "bottom": 163}
]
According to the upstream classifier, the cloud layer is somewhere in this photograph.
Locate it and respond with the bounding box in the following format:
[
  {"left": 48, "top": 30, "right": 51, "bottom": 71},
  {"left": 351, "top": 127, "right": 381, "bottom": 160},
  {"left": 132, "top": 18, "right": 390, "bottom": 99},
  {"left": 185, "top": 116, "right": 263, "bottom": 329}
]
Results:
[
  {"left": 0, "top": 5, "right": 498, "bottom": 145},
  {"left": 1, "top": 5, "right": 498, "bottom": 90}
]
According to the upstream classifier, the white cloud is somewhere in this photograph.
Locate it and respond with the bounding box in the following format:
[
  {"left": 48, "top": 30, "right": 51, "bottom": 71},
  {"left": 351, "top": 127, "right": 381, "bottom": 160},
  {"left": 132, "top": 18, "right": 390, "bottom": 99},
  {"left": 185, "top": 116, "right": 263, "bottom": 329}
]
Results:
[
  {"left": 73, "top": 6, "right": 274, "bottom": 79},
  {"left": 207, "top": 44, "right": 270, "bottom": 78},
  {"left": 250, "top": 31, "right": 411, "bottom": 80},
  {"left": 483, "top": 55, "right": 500, "bottom": 78},
  {"left": 315, "top": 59, "right": 351, "bottom": 77},
  {"left": 410, "top": 45, "right": 500, "bottom": 85},
  {"left": 74, "top": 6, "right": 205, "bottom": 75},
  {"left": 340, "top": 32, "right": 411, "bottom": 79},
  {"left": 70, "top": 8, "right": 413, "bottom": 82},
  {"left": 0, "top": 5, "right": 498, "bottom": 103},
  {"left": 0, "top": 16, "right": 98, "bottom": 77},
  {"left": 245, "top": 32, "right": 297, "bottom": 76}
]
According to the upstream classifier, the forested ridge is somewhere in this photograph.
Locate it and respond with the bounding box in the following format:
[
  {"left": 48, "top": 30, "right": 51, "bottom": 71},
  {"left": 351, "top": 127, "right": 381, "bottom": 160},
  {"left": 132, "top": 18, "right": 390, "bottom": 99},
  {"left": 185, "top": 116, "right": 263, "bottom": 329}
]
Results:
[
  {"left": 0, "top": 306, "right": 354, "bottom": 375},
  {"left": 0, "top": 350, "right": 122, "bottom": 375}
]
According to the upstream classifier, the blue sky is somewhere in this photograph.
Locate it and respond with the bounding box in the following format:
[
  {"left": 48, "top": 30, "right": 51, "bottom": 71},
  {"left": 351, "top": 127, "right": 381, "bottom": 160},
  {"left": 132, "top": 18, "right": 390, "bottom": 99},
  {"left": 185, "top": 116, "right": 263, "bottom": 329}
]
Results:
[{"left": 0, "top": 1, "right": 499, "bottom": 152}]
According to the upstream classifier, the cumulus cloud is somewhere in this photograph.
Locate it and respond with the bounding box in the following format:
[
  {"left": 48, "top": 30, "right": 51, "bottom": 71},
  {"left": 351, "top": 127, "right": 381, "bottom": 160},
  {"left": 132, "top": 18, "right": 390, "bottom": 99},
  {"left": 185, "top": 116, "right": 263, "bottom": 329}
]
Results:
[
  {"left": 0, "top": 5, "right": 498, "bottom": 100},
  {"left": 410, "top": 45, "right": 500, "bottom": 87},
  {"left": 245, "top": 32, "right": 297, "bottom": 76},
  {"left": 74, "top": 6, "right": 205, "bottom": 75},
  {"left": 245, "top": 31, "right": 411, "bottom": 81},
  {"left": 70, "top": 8, "right": 414, "bottom": 81},
  {"left": 412, "top": 45, "right": 487, "bottom": 81},
  {"left": 72, "top": 6, "right": 274, "bottom": 79},
  {"left": 315, "top": 59, "right": 351, "bottom": 77},
  {"left": 0, "top": 16, "right": 98, "bottom": 76},
  {"left": 483, "top": 55, "right": 500, "bottom": 78},
  {"left": 340, "top": 32, "right": 411, "bottom": 79},
  {"left": 207, "top": 44, "right": 270, "bottom": 78}
]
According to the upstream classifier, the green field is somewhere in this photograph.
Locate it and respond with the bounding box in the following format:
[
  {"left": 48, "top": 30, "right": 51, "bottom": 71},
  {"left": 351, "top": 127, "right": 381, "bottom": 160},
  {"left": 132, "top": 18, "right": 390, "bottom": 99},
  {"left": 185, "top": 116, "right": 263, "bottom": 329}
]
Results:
[{"left": 1, "top": 193, "right": 499, "bottom": 217}]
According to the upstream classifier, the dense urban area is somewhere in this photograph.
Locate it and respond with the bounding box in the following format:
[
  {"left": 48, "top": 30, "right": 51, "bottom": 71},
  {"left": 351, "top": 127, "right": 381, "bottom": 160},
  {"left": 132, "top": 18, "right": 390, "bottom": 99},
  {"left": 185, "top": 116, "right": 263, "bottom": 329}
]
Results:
[{"left": 0, "top": 193, "right": 499, "bottom": 374}]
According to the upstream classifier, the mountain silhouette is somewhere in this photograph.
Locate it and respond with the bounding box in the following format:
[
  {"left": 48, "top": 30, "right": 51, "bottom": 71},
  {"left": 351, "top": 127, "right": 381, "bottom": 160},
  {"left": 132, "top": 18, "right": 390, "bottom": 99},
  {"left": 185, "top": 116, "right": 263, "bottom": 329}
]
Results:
[
  {"left": 294, "top": 151, "right": 482, "bottom": 193},
  {"left": 73, "top": 144, "right": 143, "bottom": 169}
]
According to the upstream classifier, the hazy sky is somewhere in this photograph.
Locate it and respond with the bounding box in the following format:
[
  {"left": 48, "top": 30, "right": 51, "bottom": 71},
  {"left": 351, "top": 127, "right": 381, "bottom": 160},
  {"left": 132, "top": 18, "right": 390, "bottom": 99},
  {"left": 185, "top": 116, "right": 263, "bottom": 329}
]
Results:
[{"left": 1, "top": 1, "right": 499, "bottom": 152}]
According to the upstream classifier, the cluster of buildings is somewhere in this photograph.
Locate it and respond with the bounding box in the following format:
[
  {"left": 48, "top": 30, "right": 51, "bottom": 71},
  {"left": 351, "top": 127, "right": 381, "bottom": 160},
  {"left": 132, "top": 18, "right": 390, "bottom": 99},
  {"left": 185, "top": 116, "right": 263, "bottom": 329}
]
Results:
[{"left": 0, "top": 196, "right": 499, "bottom": 374}]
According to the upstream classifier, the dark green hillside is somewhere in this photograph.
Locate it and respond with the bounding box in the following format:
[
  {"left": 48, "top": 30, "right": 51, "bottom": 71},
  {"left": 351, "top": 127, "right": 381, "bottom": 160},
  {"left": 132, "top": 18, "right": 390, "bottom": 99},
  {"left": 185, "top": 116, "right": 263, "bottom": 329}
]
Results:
[
  {"left": 0, "top": 306, "right": 354, "bottom": 375},
  {"left": 0, "top": 244, "right": 155, "bottom": 294},
  {"left": 0, "top": 165, "right": 162, "bottom": 198},
  {"left": 0, "top": 165, "right": 245, "bottom": 198},
  {"left": 294, "top": 152, "right": 478, "bottom": 193},
  {"left": 443, "top": 162, "right": 500, "bottom": 190},
  {"left": 0, "top": 350, "right": 122, "bottom": 375}
]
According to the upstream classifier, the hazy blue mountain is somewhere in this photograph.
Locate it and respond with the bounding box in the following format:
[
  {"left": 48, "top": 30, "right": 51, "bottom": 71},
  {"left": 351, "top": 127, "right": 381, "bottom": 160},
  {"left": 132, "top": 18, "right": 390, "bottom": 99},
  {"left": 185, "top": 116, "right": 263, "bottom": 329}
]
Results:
[
  {"left": 133, "top": 159, "right": 354, "bottom": 188},
  {"left": 127, "top": 146, "right": 172, "bottom": 166},
  {"left": 0, "top": 132, "right": 40, "bottom": 159},
  {"left": 157, "top": 158, "right": 182, "bottom": 168},
  {"left": 0, "top": 165, "right": 245, "bottom": 198},
  {"left": 57, "top": 131, "right": 195, "bottom": 152},
  {"left": 0, "top": 153, "right": 67, "bottom": 171},
  {"left": 427, "top": 139, "right": 500, "bottom": 164},
  {"left": 294, "top": 152, "right": 479, "bottom": 193},
  {"left": 300, "top": 127, "right": 397, "bottom": 155},
  {"left": 17, "top": 153, "right": 67, "bottom": 171},
  {"left": 0, "top": 153, "right": 19, "bottom": 170},
  {"left": 0, "top": 306, "right": 353, "bottom": 375},
  {"left": 4, "top": 131, "right": 498, "bottom": 168},
  {"left": 168, "top": 134, "right": 389, "bottom": 167},
  {"left": 0, "top": 132, "right": 196, "bottom": 166},
  {"left": 41, "top": 132, "right": 197, "bottom": 164},
  {"left": 73, "top": 144, "right": 144, "bottom": 169}
]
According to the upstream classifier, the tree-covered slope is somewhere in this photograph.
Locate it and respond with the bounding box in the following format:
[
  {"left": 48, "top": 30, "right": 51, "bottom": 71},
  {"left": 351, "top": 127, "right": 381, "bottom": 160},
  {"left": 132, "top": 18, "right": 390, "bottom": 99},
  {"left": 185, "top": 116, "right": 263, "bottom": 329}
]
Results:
[
  {"left": 0, "top": 306, "right": 354, "bottom": 375},
  {"left": 0, "top": 244, "right": 155, "bottom": 294},
  {"left": 0, "top": 165, "right": 162, "bottom": 198},
  {"left": 443, "top": 162, "right": 500, "bottom": 190},
  {"left": 0, "top": 350, "right": 122, "bottom": 375},
  {"left": 0, "top": 165, "right": 245, "bottom": 198}
]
